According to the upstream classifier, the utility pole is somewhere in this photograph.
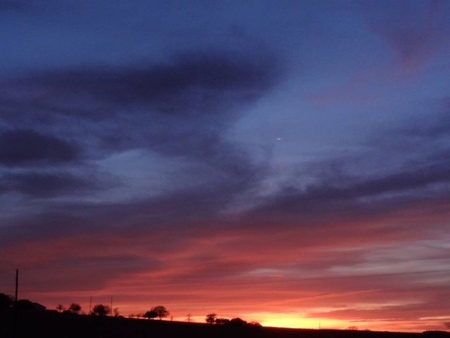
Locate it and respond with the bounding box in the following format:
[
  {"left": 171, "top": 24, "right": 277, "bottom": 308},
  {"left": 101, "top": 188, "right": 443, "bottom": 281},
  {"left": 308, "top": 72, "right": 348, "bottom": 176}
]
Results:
[
  {"left": 15, "top": 269, "right": 18, "bottom": 303},
  {"left": 13, "top": 269, "right": 19, "bottom": 338}
]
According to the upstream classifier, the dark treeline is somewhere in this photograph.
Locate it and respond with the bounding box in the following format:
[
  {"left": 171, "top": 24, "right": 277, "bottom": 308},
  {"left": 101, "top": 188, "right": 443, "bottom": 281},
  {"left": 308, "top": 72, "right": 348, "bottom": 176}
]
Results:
[{"left": 1, "top": 293, "right": 447, "bottom": 338}]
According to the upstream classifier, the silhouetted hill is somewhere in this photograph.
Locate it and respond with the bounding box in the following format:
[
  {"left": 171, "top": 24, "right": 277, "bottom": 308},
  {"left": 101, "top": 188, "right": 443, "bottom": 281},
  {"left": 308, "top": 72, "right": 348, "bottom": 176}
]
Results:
[{"left": 1, "top": 309, "right": 447, "bottom": 338}]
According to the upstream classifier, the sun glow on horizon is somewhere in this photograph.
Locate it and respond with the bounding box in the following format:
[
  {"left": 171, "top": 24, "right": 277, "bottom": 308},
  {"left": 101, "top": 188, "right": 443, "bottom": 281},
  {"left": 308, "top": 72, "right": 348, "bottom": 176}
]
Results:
[{"left": 247, "top": 312, "right": 344, "bottom": 330}]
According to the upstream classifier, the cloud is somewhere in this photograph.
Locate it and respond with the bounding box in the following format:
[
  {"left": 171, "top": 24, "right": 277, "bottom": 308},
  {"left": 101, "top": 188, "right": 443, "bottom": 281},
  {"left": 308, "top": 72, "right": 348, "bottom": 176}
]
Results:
[
  {"left": 368, "top": 0, "right": 448, "bottom": 73},
  {"left": 401, "top": 104, "right": 450, "bottom": 142},
  {"left": 0, "top": 50, "right": 281, "bottom": 163},
  {"left": 2, "top": 94, "right": 448, "bottom": 253},
  {"left": 243, "top": 104, "right": 450, "bottom": 227},
  {"left": 0, "top": 171, "right": 100, "bottom": 198},
  {"left": 0, "top": 49, "right": 280, "bottom": 226},
  {"left": 0, "top": 129, "right": 80, "bottom": 167},
  {"left": 246, "top": 162, "right": 450, "bottom": 227},
  {"left": 5, "top": 50, "right": 279, "bottom": 115}
]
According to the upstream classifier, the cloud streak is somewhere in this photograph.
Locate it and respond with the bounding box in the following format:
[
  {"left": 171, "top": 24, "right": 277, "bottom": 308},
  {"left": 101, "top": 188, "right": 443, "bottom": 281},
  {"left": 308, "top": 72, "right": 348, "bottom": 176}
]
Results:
[{"left": 0, "top": 130, "right": 80, "bottom": 167}]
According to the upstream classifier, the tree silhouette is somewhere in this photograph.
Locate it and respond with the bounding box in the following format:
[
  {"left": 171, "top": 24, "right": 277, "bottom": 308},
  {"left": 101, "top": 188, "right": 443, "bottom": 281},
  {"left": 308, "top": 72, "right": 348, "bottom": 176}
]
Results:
[
  {"left": 16, "top": 299, "right": 35, "bottom": 312},
  {"left": 215, "top": 318, "right": 230, "bottom": 325},
  {"left": 0, "top": 293, "right": 13, "bottom": 309},
  {"left": 56, "top": 304, "right": 65, "bottom": 312},
  {"left": 68, "top": 303, "right": 81, "bottom": 314},
  {"left": 143, "top": 310, "right": 157, "bottom": 320},
  {"left": 249, "top": 321, "right": 262, "bottom": 327},
  {"left": 229, "top": 317, "right": 247, "bottom": 326},
  {"left": 151, "top": 305, "right": 169, "bottom": 320},
  {"left": 206, "top": 313, "right": 217, "bottom": 324},
  {"left": 91, "top": 304, "right": 111, "bottom": 316},
  {"left": 113, "top": 308, "right": 120, "bottom": 317}
]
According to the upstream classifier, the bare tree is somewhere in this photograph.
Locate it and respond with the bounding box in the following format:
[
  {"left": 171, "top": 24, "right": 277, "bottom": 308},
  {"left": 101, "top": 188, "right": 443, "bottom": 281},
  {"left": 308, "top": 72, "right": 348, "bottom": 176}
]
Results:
[{"left": 56, "top": 304, "right": 65, "bottom": 313}]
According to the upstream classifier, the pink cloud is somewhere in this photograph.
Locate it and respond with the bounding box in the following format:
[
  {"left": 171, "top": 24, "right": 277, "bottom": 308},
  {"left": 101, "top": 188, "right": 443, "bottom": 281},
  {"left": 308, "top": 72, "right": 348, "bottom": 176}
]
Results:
[
  {"left": 305, "top": 1, "right": 449, "bottom": 106},
  {"left": 370, "top": 0, "right": 447, "bottom": 75}
]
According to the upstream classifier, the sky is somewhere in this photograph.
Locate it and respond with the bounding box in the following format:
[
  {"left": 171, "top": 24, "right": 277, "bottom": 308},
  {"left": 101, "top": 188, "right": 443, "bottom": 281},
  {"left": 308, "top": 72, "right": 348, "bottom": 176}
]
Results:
[{"left": 0, "top": 0, "right": 449, "bottom": 332}]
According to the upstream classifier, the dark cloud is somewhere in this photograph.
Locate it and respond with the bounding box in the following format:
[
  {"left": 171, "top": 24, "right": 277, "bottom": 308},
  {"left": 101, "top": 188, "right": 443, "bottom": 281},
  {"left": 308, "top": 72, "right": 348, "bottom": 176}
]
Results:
[
  {"left": 402, "top": 110, "right": 450, "bottom": 142},
  {"left": 0, "top": 147, "right": 268, "bottom": 247},
  {"left": 0, "top": 142, "right": 264, "bottom": 245},
  {"left": 0, "top": 171, "right": 99, "bottom": 198},
  {"left": 247, "top": 105, "right": 450, "bottom": 225},
  {"left": 0, "top": 49, "right": 281, "bottom": 164},
  {"left": 250, "top": 158, "right": 450, "bottom": 225},
  {"left": 0, "top": 49, "right": 283, "bottom": 255},
  {"left": 373, "top": 100, "right": 450, "bottom": 152},
  {"left": 0, "top": 50, "right": 279, "bottom": 229},
  {"left": 5, "top": 50, "right": 280, "bottom": 117},
  {"left": 0, "top": 129, "right": 80, "bottom": 167}
]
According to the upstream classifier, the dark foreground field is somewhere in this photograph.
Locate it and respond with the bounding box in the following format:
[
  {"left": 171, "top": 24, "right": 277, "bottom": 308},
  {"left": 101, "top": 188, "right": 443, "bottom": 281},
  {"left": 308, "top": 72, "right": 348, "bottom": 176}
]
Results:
[{"left": 1, "top": 311, "right": 448, "bottom": 338}]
